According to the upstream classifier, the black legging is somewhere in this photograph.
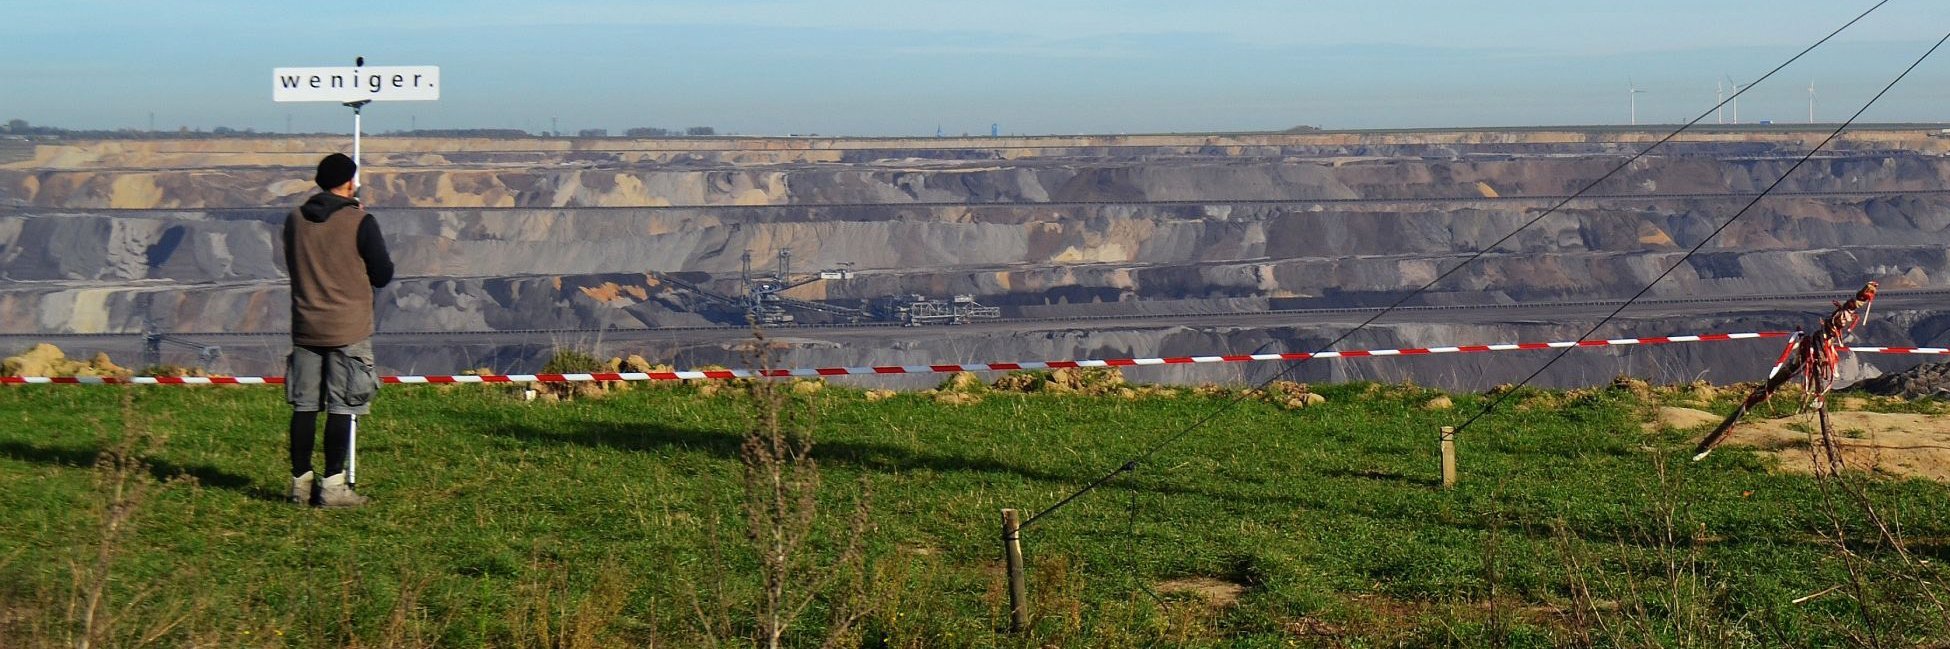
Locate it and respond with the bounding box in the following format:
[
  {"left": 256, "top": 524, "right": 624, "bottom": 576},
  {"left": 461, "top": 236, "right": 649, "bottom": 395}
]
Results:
[{"left": 289, "top": 411, "right": 353, "bottom": 478}]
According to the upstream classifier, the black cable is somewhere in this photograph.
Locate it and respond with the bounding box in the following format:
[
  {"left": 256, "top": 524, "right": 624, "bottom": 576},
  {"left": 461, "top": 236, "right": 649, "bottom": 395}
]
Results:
[
  {"left": 1017, "top": 0, "right": 1894, "bottom": 531},
  {"left": 1453, "top": 29, "right": 1950, "bottom": 437}
]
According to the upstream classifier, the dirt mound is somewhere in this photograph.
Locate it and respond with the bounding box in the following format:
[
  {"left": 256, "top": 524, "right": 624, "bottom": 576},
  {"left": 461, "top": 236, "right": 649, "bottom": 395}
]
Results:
[
  {"left": 1653, "top": 406, "right": 1950, "bottom": 481},
  {"left": 1251, "top": 380, "right": 1326, "bottom": 410},
  {"left": 988, "top": 367, "right": 1127, "bottom": 395},
  {"left": 1610, "top": 376, "right": 1653, "bottom": 400},
  {"left": 1853, "top": 362, "right": 1950, "bottom": 399},
  {"left": 790, "top": 378, "right": 825, "bottom": 396},
  {"left": 1046, "top": 367, "right": 1126, "bottom": 394},
  {"left": 1, "top": 344, "right": 132, "bottom": 378},
  {"left": 939, "top": 371, "right": 986, "bottom": 393},
  {"left": 608, "top": 354, "right": 668, "bottom": 375}
]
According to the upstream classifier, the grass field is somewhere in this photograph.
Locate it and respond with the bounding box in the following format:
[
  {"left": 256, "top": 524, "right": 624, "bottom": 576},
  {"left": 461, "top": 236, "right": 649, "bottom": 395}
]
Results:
[{"left": 4, "top": 376, "right": 1950, "bottom": 647}]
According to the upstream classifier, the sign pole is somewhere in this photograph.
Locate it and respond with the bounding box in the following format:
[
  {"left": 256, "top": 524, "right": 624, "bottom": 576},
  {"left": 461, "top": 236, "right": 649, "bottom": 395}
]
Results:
[
  {"left": 344, "top": 56, "right": 371, "bottom": 189},
  {"left": 345, "top": 58, "right": 365, "bottom": 487},
  {"left": 343, "top": 58, "right": 367, "bottom": 486},
  {"left": 343, "top": 99, "right": 370, "bottom": 189}
]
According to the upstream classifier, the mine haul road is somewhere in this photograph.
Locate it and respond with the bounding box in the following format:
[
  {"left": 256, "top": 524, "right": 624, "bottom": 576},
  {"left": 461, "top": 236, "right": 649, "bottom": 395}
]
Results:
[
  {"left": 10, "top": 289, "right": 1940, "bottom": 346},
  {"left": 316, "top": 288, "right": 1950, "bottom": 346}
]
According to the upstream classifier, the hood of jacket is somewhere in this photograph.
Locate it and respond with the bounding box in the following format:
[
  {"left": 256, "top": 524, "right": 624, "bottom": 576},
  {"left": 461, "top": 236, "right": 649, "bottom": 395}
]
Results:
[{"left": 299, "top": 192, "right": 361, "bottom": 223}]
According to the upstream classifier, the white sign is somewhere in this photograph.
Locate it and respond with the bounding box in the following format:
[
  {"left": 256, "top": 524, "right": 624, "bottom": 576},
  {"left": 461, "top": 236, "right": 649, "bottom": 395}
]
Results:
[{"left": 273, "top": 66, "right": 440, "bottom": 102}]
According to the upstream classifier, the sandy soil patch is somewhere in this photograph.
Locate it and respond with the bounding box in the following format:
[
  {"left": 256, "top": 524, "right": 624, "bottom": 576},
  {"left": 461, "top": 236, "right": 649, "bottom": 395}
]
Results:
[
  {"left": 1156, "top": 576, "right": 1247, "bottom": 607},
  {"left": 1653, "top": 406, "right": 1950, "bottom": 481}
]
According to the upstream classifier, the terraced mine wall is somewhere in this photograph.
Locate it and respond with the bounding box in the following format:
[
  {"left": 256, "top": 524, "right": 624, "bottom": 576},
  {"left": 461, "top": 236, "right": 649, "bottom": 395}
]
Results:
[{"left": 4, "top": 131, "right": 1948, "bottom": 388}]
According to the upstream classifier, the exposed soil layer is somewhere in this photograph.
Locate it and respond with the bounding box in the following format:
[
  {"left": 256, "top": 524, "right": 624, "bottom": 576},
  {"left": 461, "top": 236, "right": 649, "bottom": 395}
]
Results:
[
  {"left": 5, "top": 131, "right": 1949, "bottom": 384},
  {"left": 1656, "top": 405, "right": 1950, "bottom": 481}
]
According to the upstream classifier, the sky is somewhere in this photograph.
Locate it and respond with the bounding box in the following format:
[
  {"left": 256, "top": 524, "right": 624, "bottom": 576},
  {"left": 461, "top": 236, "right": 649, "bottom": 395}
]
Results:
[{"left": 4, "top": 1, "right": 1947, "bottom": 136}]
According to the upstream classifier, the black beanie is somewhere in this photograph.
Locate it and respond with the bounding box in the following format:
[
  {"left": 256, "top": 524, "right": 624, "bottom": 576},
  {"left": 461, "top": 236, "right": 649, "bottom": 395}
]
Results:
[{"left": 314, "top": 153, "right": 357, "bottom": 190}]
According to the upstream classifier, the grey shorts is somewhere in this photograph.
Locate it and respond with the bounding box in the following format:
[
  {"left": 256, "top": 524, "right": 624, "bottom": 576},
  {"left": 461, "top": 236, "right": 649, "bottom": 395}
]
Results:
[{"left": 287, "top": 339, "right": 378, "bottom": 415}]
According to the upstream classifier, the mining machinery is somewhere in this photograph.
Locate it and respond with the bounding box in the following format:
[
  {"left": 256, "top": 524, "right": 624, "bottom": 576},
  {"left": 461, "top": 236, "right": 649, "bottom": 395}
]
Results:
[
  {"left": 874, "top": 294, "right": 1003, "bottom": 326},
  {"left": 141, "top": 319, "right": 223, "bottom": 371},
  {"left": 738, "top": 249, "right": 860, "bottom": 326},
  {"left": 652, "top": 250, "right": 1003, "bottom": 326}
]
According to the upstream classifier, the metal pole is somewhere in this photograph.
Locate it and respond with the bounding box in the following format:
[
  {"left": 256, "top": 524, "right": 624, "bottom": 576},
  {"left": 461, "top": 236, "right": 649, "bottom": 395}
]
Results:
[
  {"left": 341, "top": 100, "right": 371, "bottom": 188},
  {"left": 350, "top": 57, "right": 367, "bottom": 190},
  {"left": 348, "top": 414, "right": 358, "bottom": 486},
  {"left": 1002, "top": 508, "right": 1027, "bottom": 633},
  {"left": 352, "top": 104, "right": 362, "bottom": 188}
]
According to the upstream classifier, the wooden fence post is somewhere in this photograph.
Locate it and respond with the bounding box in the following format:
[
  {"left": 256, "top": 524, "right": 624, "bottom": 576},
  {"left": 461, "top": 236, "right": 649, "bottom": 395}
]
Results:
[
  {"left": 1440, "top": 426, "right": 1457, "bottom": 488},
  {"left": 1002, "top": 508, "right": 1028, "bottom": 633}
]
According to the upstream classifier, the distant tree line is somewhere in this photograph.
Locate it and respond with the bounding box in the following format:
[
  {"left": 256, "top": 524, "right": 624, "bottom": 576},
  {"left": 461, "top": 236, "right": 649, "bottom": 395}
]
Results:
[
  {"left": 384, "top": 128, "right": 535, "bottom": 138},
  {"left": 386, "top": 126, "right": 720, "bottom": 138},
  {"left": 623, "top": 126, "right": 717, "bottom": 137},
  {"left": 1, "top": 118, "right": 302, "bottom": 140}
]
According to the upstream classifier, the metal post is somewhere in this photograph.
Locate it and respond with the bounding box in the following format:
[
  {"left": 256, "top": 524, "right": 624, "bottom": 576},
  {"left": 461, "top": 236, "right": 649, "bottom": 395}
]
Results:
[
  {"left": 1439, "top": 426, "right": 1457, "bottom": 488},
  {"left": 345, "top": 56, "right": 371, "bottom": 192},
  {"left": 341, "top": 71, "right": 368, "bottom": 489},
  {"left": 348, "top": 414, "right": 358, "bottom": 486},
  {"left": 342, "top": 99, "right": 371, "bottom": 190},
  {"left": 352, "top": 105, "right": 361, "bottom": 187},
  {"left": 1002, "top": 508, "right": 1027, "bottom": 633}
]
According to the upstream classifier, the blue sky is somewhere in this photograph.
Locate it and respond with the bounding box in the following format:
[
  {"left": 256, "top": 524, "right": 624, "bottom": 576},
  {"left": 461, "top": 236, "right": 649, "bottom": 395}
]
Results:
[{"left": 5, "top": 1, "right": 1946, "bottom": 135}]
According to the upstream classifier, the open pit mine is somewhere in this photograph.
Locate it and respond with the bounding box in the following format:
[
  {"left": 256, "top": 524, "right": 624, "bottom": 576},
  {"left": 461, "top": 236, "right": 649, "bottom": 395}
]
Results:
[{"left": 4, "top": 128, "right": 1950, "bottom": 389}]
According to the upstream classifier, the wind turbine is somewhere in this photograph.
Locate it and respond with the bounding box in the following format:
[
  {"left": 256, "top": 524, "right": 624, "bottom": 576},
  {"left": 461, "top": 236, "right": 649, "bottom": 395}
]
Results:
[
  {"left": 1629, "top": 78, "right": 1647, "bottom": 126},
  {"left": 1716, "top": 80, "right": 1725, "bottom": 124},
  {"left": 1725, "top": 75, "right": 1747, "bottom": 125},
  {"left": 1808, "top": 80, "right": 1818, "bottom": 123}
]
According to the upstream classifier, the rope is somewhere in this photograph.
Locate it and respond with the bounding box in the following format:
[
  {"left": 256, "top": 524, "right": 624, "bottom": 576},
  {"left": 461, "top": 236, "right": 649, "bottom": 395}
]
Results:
[
  {"left": 1452, "top": 29, "right": 1950, "bottom": 437},
  {"left": 1018, "top": 0, "right": 1896, "bottom": 532}
]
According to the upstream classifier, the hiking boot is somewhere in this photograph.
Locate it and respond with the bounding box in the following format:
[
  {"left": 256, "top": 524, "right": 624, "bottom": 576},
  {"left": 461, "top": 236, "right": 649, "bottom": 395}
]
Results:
[
  {"left": 289, "top": 471, "right": 315, "bottom": 506},
  {"left": 316, "top": 472, "right": 369, "bottom": 509}
]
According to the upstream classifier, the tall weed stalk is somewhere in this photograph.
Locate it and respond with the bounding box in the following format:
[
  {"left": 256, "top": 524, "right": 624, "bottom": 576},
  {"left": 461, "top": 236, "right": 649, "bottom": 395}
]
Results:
[{"left": 687, "top": 328, "right": 876, "bottom": 648}]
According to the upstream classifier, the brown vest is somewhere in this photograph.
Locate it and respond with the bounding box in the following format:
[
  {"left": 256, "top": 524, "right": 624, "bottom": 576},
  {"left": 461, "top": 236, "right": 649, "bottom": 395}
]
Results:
[{"left": 288, "top": 203, "right": 374, "bottom": 347}]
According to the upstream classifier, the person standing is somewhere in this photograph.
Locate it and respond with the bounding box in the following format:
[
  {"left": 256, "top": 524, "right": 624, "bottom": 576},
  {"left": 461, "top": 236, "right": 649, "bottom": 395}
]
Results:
[{"left": 284, "top": 153, "right": 392, "bottom": 507}]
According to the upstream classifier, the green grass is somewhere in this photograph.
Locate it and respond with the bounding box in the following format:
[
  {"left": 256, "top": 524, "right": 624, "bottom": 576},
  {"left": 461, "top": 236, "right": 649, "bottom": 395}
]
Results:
[{"left": 3, "top": 380, "right": 1949, "bottom": 647}]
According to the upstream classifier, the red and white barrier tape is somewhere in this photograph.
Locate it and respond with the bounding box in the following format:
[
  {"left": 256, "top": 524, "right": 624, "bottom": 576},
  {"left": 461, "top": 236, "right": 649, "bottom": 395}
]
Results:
[
  {"left": 11, "top": 330, "right": 1920, "bottom": 386},
  {"left": 1843, "top": 345, "right": 1950, "bottom": 355}
]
